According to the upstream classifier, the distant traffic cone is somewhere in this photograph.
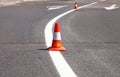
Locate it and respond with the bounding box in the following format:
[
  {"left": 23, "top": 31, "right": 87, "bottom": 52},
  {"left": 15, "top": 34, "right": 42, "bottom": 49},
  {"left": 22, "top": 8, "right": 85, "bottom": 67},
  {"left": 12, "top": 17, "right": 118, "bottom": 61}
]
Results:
[
  {"left": 48, "top": 22, "right": 66, "bottom": 51},
  {"left": 74, "top": 1, "right": 78, "bottom": 10}
]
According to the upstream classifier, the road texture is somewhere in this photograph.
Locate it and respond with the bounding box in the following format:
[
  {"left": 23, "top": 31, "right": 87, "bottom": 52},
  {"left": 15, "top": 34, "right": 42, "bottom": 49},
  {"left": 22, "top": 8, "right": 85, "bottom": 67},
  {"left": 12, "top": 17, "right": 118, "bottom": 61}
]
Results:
[
  {"left": 0, "top": 0, "right": 120, "bottom": 77},
  {"left": 58, "top": 0, "right": 120, "bottom": 77},
  {"left": 0, "top": 1, "right": 73, "bottom": 77}
]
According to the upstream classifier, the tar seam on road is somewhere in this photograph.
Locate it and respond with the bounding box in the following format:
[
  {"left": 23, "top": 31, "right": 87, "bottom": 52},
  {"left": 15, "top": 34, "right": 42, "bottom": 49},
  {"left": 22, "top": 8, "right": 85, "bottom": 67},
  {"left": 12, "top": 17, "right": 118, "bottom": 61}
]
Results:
[{"left": 44, "top": 2, "right": 98, "bottom": 77}]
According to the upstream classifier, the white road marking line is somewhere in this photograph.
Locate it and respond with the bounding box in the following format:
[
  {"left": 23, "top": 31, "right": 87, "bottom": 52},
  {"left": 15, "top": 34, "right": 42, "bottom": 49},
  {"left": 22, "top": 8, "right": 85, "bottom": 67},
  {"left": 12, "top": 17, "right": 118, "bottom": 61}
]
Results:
[
  {"left": 47, "top": 5, "right": 68, "bottom": 10},
  {"left": 100, "top": 0, "right": 106, "bottom": 2},
  {"left": 44, "top": 2, "right": 98, "bottom": 77},
  {"left": 78, "top": 2, "right": 98, "bottom": 9},
  {"left": 45, "top": 9, "right": 74, "bottom": 47},
  {"left": 49, "top": 51, "right": 77, "bottom": 77},
  {"left": 22, "top": 0, "right": 33, "bottom": 1},
  {"left": 104, "top": 4, "right": 119, "bottom": 10}
]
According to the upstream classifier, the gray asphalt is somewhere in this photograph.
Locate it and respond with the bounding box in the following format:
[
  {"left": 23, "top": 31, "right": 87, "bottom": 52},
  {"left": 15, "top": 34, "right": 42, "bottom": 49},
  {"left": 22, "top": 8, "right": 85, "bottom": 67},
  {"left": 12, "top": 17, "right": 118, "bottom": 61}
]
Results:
[
  {"left": 59, "top": 1, "right": 120, "bottom": 77},
  {"left": 0, "top": 0, "right": 120, "bottom": 77},
  {"left": 0, "top": 2, "right": 72, "bottom": 77}
]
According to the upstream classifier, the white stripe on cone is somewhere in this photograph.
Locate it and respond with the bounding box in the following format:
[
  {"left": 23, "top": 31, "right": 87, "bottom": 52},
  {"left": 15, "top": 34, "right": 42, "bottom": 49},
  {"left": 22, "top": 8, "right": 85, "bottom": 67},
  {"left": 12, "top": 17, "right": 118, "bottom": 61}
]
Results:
[{"left": 53, "top": 32, "right": 61, "bottom": 40}]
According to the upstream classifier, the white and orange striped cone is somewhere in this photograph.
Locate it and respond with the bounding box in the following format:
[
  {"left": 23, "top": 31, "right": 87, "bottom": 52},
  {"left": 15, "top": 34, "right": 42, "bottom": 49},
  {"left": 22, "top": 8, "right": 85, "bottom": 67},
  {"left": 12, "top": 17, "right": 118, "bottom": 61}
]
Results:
[
  {"left": 74, "top": 1, "right": 78, "bottom": 10},
  {"left": 48, "top": 22, "right": 66, "bottom": 51}
]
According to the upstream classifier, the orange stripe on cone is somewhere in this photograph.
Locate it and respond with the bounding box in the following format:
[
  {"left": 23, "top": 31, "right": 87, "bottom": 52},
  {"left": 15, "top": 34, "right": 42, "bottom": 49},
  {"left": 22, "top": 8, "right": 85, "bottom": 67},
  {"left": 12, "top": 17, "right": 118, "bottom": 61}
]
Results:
[{"left": 48, "top": 22, "right": 66, "bottom": 51}]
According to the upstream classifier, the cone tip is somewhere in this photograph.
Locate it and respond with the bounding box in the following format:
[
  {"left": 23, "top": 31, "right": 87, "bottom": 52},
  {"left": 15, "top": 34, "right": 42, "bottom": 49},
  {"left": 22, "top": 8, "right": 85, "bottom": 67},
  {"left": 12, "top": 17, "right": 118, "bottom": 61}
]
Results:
[{"left": 54, "top": 22, "right": 60, "bottom": 32}]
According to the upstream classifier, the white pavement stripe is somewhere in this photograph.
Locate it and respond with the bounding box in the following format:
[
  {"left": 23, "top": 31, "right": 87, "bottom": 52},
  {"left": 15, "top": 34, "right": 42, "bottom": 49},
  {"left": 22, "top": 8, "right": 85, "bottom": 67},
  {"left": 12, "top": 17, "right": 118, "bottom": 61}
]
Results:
[
  {"left": 100, "top": 0, "right": 106, "bottom": 2},
  {"left": 78, "top": 2, "right": 98, "bottom": 9},
  {"left": 45, "top": 2, "right": 98, "bottom": 77},
  {"left": 49, "top": 51, "right": 77, "bottom": 77},
  {"left": 104, "top": 4, "right": 119, "bottom": 10},
  {"left": 47, "top": 5, "right": 68, "bottom": 10},
  {"left": 45, "top": 9, "right": 74, "bottom": 47}
]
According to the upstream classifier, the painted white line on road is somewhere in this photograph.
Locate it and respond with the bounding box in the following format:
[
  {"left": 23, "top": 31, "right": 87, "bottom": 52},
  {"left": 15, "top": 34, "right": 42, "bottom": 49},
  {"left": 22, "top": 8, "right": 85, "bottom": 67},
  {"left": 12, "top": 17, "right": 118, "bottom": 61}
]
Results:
[
  {"left": 45, "top": 2, "right": 98, "bottom": 77},
  {"left": 47, "top": 5, "right": 68, "bottom": 10},
  {"left": 45, "top": 10, "right": 74, "bottom": 47},
  {"left": 49, "top": 51, "right": 77, "bottom": 77},
  {"left": 23, "top": 0, "right": 34, "bottom": 1},
  {"left": 100, "top": 0, "right": 106, "bottom": 2},
  {"left": 104, "top": 4, "right": 119, "bottom": 10},
  {"left": 78, "top": 2, "right": 98, "bottom": 9}
]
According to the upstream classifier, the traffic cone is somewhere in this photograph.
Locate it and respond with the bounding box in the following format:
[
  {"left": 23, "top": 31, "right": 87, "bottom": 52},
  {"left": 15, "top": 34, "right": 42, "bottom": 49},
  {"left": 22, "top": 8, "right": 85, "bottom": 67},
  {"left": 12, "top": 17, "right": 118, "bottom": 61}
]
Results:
[
  {"left": 48, "top": 22, "right": 66, "bottom": 51},
  {"left": 74, "top": 1, "right": 78, "bottom": 10}
]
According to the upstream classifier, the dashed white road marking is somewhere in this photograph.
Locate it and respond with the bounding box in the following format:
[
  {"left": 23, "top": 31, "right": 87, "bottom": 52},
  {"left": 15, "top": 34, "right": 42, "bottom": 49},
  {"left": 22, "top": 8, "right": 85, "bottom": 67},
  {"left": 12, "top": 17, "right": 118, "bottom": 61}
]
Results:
[
  {"left": 47, "top": 5, "right": 68, "bottom": 10},
  {"left": 45, "top": 2, "right": 98, "bottom": 77},
  {"left": 104, "top": 4, "right": 119, "bottom": 10}
]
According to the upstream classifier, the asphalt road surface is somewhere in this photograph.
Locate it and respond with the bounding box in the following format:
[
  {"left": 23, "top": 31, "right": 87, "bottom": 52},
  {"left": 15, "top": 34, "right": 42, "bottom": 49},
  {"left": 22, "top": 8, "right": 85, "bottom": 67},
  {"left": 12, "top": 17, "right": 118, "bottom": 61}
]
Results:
[{"left": 0, "top": 0, "right": 120, "bottom": 77}]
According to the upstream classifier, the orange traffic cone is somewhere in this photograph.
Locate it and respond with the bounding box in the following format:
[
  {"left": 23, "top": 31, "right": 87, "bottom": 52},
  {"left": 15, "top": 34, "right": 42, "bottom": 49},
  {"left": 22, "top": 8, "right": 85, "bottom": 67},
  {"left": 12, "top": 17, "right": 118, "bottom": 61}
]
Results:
[
  {"left": 74, "top": 1, "right": 78, "bottom": 10},
  {"left": 48, "top": 22, "right": 66, "bottom": 51}
]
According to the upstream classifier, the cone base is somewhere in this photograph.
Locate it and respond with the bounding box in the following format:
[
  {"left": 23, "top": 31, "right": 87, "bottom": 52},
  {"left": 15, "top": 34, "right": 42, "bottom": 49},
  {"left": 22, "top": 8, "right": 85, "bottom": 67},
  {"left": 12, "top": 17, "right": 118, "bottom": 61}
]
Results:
[
  {"left": 74, "top": 7, "right": 78, "bottom": 10},
  {"left": 48, "top": 46, "right": 66, "bottom": 51}
]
